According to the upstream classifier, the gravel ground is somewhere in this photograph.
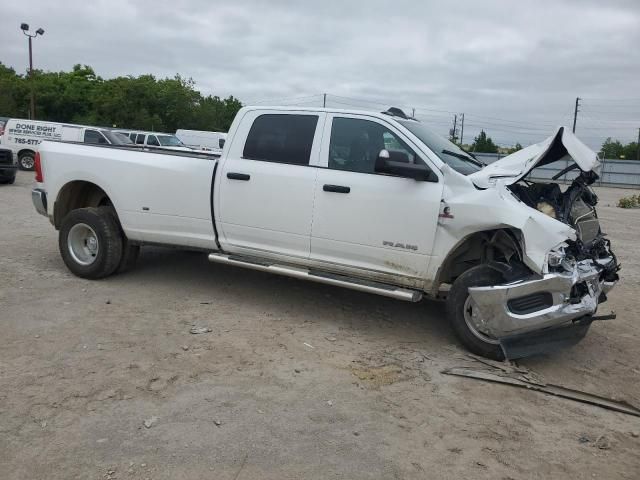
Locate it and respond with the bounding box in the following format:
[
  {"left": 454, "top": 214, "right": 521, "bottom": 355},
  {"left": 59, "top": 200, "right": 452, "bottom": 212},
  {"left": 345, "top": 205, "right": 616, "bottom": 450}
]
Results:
[{"left": 1, "top": 171, "right": 639, "bottom": 479}]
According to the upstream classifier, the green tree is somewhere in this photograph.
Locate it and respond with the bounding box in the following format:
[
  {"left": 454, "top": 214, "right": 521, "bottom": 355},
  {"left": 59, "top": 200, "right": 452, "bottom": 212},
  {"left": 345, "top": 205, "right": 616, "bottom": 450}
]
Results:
[
  {"left": 471, "top": 130, "right": 498, "bottom": 153},
  {"left": 600, "top": 137, "right": 624, "bottom": 159},
  {"left": 508, "top": 142, "right": 523, "bottom": 154},
  {"left": 0, "top": 62, "right": 243, "bottom": 133},
  {"left": 622, "top": 141, "right": 639, "bottom": 161}
]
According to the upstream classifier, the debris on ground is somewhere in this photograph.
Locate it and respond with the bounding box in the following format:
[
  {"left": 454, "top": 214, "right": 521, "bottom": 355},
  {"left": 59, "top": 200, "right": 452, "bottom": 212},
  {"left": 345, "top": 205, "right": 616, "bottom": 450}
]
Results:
[
  {"left": 578, "top": 435, "right": 591, "bottom": 444},
  {"left": 181, "top": 345, "right": 189, "bottom": 351},
  {"left": 189, "top": 326, "right": 212, "bottom": 334},
  {"left": 442, "top": 367, "right": 640, "bottom": 417},
  {"left": 214, "top": 420, "right": 222, "bottom": 426},
  {"left": 325, "top": 335, "right": 337, "bottom": 342},
  {"left": 105, "top": 299, "right": 111, "bottom": 305},
  {"left": 303, "top": 342, "right": 314, "bottom": 349},
  {"left": 594, "top": 434, "right": 611, "bottom": 450},
  {"left": 327, "top": 400, "right": 333, "bottom": 406},
  {"left": 143, "top": 416, "right": 158, "bottom": 429}
]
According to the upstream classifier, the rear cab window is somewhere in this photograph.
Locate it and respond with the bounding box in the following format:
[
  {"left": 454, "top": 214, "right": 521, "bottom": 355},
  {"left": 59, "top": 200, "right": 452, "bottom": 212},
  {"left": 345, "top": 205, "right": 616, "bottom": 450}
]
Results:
[{"left": 243, "top": 114, "right": 319, "bottom": 165}]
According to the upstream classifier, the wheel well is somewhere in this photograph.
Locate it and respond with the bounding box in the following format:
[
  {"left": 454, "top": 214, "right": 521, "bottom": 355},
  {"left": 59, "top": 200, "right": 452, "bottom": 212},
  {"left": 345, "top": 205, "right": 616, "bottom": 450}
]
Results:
[
  {"left": 54, "top": 181, "right": 113, "bottom": 229},
  {"left": 434, "top": 229, "right": 526, "bottom": 289},
  {"left": 18, "top": 149, "right": 36, "bottom": 158}
]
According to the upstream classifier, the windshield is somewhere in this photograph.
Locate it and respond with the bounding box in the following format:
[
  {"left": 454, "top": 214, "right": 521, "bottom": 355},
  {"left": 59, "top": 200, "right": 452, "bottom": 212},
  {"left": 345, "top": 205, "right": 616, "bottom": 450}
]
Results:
[
  {"left": 157, "top": 135, "right": 185, "bottom": 147},
  {"left": 102, "top": 131, "right": 133, "bottom": 145},
  {"left": 397, "top": 120, "right": 483, "bottom": 175}
]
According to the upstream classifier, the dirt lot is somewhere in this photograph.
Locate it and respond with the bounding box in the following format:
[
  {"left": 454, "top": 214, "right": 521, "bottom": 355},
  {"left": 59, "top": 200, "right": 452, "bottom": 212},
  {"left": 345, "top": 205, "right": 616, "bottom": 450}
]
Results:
[{"left": 1, "top": 171, "right": 639, "bottom": 479}]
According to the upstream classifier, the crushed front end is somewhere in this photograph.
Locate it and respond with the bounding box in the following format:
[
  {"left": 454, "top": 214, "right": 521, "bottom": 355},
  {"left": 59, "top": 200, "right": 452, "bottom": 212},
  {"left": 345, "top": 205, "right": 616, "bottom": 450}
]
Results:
[{"left": 467, "top": 170, "right": 620, "bottom": 359}]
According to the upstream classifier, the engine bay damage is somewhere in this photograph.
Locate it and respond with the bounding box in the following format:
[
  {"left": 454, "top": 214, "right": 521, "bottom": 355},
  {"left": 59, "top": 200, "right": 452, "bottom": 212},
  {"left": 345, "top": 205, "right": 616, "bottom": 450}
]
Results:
[
  {"left": 509, "top": 169, "right": 620, "bottom": 289},
  {"left": 461, "top": 168, "right": 621, "bottom": 359}
]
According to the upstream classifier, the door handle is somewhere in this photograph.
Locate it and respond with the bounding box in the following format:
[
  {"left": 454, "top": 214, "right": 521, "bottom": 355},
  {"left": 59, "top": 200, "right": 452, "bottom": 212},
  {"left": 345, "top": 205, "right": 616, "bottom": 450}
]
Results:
[
  {"left": 323, "top": 184, "right": 350, "bottom": 194},
  {"left": 227, "top": 172, "right": 250, "bottom": 181}
]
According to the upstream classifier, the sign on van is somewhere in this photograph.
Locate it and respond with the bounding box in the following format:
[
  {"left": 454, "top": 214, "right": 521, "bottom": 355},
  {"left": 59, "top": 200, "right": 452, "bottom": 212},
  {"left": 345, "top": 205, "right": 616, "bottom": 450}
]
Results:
[{"left": 7, "top": 122, "right": 62, "bottom": 145}]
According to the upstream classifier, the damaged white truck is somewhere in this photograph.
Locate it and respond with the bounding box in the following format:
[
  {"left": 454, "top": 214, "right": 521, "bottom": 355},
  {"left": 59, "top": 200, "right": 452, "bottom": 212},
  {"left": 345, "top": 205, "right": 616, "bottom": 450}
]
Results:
[{"left": 31, "top": 106, "right": 619, "bottom": 359}]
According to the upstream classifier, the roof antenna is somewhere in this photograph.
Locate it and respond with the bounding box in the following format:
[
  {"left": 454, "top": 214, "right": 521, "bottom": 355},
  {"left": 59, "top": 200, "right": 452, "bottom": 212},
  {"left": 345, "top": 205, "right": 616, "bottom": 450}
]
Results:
[{"left": 382, "top": 107, "right": 417, "bottom": 120}]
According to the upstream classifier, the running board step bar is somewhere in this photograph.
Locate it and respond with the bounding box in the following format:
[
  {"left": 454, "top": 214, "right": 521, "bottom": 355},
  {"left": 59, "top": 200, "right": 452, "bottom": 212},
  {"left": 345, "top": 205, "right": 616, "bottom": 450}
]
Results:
[{"left": 208, "top": 253, "right": 423, "bottom": 302}]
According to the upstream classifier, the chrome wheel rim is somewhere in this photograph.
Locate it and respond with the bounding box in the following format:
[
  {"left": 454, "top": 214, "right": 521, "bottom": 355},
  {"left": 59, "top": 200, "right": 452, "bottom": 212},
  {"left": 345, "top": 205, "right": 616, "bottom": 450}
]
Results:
[
  {"left": 67, "top": 223, "right": 99, "bottom": 266},
  {"left": 21, "top": 155, "right": 35, "bottom": 169},
  {"left": 463, "top": 295, "right": 500, "bottom": 345}
]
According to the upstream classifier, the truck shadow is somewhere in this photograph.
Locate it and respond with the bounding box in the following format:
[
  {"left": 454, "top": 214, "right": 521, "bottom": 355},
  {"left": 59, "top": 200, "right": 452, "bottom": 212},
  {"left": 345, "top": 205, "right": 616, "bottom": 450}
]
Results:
[{"left": 121, "top": 247, "right": 458, "bottom": 352}]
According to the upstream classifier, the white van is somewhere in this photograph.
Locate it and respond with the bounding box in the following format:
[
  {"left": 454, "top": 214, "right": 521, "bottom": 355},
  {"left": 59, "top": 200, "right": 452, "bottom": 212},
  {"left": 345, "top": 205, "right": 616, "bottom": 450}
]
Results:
[
  {"left": 1, "top": 119, "right": 130, "bottom": 170},
  {"left": 175, "top": 129, "right": 227, "bottom": 154}
]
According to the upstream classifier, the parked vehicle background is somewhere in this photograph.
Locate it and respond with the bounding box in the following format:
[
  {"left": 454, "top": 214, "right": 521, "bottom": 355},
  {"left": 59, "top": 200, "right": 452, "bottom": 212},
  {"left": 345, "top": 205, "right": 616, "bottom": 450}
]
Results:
[
  {"left": 1, "top": 119, "right": 134, "bottom": 170},
  {"left": 0, "top": 117, "right": 8, "bottom": 144},
  {"left": 0, "top": 147, "right": 17, "bottom": 184},
  {"left": 175, "top": 129, "right": 227, "bottom": 154},
  {"left": 115, "top": 130, "right": 195, "bottom": 152}
]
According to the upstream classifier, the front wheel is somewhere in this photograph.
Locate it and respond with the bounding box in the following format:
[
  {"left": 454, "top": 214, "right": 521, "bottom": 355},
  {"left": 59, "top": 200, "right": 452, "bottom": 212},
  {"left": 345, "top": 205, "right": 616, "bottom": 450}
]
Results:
[
  {"left": 446, "top": 265, "right": 505, "bottom": 360},
  {"left": 18, "top": 151, "right": 35, "bottom": 171},
  {"left": 58, "top": 207, "right": 123, "bottom": 279}
]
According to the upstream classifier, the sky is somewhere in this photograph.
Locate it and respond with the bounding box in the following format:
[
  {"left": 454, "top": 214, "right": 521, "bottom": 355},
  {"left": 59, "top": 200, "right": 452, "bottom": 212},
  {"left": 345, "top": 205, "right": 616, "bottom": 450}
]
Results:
[{"left": 1, "top": 0, "right": 639, "bottom": 150}]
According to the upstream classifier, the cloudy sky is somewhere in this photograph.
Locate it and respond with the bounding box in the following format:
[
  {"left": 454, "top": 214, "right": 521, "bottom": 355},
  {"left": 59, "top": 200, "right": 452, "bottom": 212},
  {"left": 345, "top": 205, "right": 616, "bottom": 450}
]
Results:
[{"left": 2, "top": 0, "right": 639, "bottom": 149}]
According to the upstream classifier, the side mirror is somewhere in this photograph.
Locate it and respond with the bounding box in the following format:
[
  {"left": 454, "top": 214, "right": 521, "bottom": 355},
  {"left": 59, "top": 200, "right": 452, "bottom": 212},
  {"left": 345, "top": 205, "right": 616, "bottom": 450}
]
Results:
[
  {"left": 219, "top": 138, "right": 225, "bottom": 149},
  {"left": 375, "top": 149, "right": 437, "bottom": 182}
]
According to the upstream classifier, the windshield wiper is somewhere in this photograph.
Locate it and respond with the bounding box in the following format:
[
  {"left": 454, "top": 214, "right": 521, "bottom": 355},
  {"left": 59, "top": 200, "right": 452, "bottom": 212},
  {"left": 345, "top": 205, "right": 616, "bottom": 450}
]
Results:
[{"left": 441, "top": 149, "right": 485, "bottom": 167}]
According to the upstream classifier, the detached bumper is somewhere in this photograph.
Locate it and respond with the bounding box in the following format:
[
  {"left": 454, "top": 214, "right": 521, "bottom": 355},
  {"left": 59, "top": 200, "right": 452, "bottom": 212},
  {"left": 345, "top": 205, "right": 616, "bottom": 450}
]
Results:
[
  {"left": 32, "top": 188, "right": 48, "bottom": 216},
  {"left": 468, "top": 258, "right": 616, "bottom": 339}
]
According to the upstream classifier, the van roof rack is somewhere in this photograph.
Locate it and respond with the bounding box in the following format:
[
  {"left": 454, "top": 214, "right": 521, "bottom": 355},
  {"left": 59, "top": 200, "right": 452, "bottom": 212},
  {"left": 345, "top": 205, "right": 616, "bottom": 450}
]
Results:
[{"left": 381, "top": 107, "right": 418, "bottom": 121}]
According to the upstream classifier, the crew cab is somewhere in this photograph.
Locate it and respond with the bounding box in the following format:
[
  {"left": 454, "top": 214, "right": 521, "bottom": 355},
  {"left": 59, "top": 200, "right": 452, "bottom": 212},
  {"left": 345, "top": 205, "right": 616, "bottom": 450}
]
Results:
[{"left": 31, "top": 106, "right": 619, "bottom": 359}]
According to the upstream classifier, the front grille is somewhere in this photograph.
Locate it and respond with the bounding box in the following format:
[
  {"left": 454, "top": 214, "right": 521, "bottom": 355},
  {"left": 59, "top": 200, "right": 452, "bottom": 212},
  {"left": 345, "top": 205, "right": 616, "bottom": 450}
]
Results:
[
  {"left": 507, "top": 292, "right": 553, "bottom": 314},
  {"left": 0, "top": 149, "right": 12, "bottom": 166}
]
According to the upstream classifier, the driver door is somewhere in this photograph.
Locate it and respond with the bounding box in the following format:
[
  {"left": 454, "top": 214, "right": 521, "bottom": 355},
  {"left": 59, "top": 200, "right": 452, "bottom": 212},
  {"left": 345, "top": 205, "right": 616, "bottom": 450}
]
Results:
[{"left": 310, "top": 114, "right": 443, "bottom": 284}]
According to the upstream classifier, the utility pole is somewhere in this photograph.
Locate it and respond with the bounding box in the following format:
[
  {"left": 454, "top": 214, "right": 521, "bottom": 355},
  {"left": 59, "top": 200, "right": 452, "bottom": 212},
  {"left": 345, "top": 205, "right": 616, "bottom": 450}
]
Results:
[
  {"left": 450, "top": 114, "right": 457, "bottom": 143},
  {"left": 21, "top": 23, "right": 45, "bottom": 120},
  {"left": 637, "top": 127, "right": 640, "bottom": 161},
  {"left": 459, "top": 113, "right": 465, "bottom": 145},
  {"left": 411, "top": 108, "right": 415, "bottom": 118},
  {"left": 572, "top": 97, "right": 581, "bottom": 133},
  {"left": 323, "top": 93, "right": 326, "bottom": 108}
]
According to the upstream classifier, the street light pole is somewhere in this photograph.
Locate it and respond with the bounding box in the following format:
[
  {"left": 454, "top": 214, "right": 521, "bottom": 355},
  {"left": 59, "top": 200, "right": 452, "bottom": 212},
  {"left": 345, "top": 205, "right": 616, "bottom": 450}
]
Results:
[
  {"left": 28, "top": 35, "right": 34, "bottom": 119},
  {"left": 20, "top": 23, "right": 45, "bottom": 120}
]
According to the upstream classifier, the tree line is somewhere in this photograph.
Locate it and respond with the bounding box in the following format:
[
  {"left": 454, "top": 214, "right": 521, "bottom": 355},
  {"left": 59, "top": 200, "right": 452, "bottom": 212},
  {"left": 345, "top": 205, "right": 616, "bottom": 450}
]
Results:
[
  {"left": 0, "top": 63, "right": 242, "bottom": 132},
  {"left": 468, "top": 130, "right": 639, "bottom": 160},
  {"left": 600, "top": 137, "right": 639, "bottom": 161}
]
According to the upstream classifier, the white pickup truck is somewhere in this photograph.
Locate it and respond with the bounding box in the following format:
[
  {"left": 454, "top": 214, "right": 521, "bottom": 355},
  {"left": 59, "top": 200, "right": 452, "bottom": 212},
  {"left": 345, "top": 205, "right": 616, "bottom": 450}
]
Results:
[{"left": 31, "top": 106, "right": 619, "bottom": 359}]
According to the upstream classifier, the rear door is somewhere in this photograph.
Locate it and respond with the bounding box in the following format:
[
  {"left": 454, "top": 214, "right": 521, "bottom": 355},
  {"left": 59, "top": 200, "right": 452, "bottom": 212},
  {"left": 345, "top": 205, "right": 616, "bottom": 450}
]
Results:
[
  {"left": 216, "top": 111, "right": 325, "bottom": 260},
  {"left": 310, "top": 114, "right": 443, "bottom": 285}
]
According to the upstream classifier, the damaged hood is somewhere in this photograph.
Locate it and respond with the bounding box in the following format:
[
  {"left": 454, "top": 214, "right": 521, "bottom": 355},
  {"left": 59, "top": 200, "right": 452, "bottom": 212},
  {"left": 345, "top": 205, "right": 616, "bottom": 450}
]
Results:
[{"left": 469, "top": 127, "right": 600, "bottom": 188}]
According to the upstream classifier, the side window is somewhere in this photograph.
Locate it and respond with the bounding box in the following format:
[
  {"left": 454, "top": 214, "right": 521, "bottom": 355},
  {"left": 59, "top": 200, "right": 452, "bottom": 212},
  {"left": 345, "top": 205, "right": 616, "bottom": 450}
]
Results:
[
  {"left": 84, "top": 130, "right": 106, "bottom": 144},
  {"left": 243, "top": 114, "right": 318, "bottom": 165},
  {"left": 129, "top": 133, "right": 136, "bottom": 141},
  {"left": 328, "top": 117, "right": 419, "bottom": 174},
  {"left": 147, "top": 135, "right": 160, "bottom": 146},
  {"left": 135, "top": 134, "right": 145, "bottom": 145}
]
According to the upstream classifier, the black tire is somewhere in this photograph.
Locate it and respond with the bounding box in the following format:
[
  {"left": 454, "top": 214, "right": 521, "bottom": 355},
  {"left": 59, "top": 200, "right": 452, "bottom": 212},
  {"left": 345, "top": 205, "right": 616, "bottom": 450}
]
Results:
[
  {"left": 117, "top": 239, "right": 140, "bottom": 274},
  {"left": 58, "top": 207, "right": 123, "bottom": 279},
  {"left": 101, "top": 207, "right": 140, "bottom": 274},
  {"left": 18, "top": 151, "right": 35, "bottom": 171},
  {"left": 446, "top": 265, "right": 505, "bottom": 360}
]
